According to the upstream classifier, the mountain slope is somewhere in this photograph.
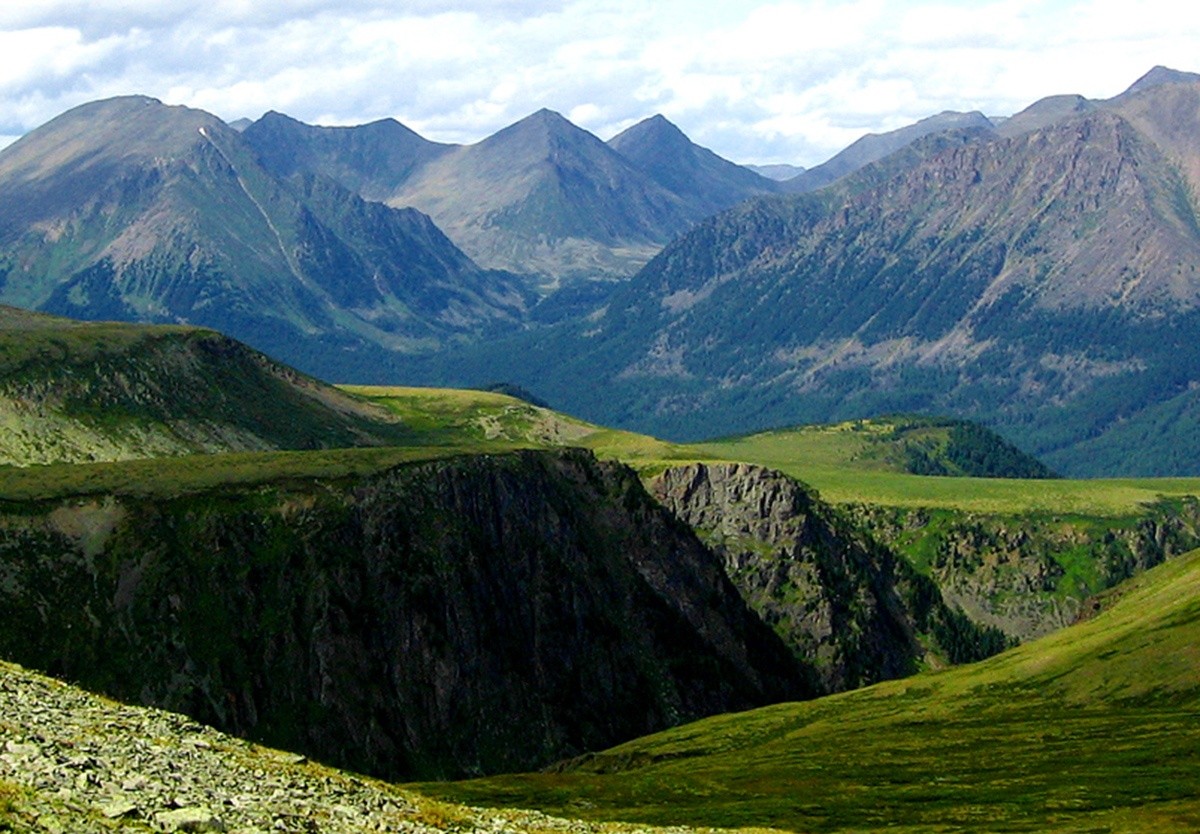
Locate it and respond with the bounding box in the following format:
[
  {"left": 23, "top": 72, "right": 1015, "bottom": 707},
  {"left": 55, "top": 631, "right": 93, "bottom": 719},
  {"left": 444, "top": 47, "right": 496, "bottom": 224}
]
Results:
[
  {"left": 782, "top": 110, "right": 996, "bottom": 191},
  {"left": 606, "top": 114, "right": 781, "bottom": 217},
  {"left": 0, "top": 306, "right": 407, "bottom": 465},
  {"left": 242, "top": 110, "right": 452, "bottom": 201},
  {"left": 452, "top": 76, "right": 1200, "bottom": 475},
  {"left": 380, "top": 109, "right": 694, "bottom": 284},
  {"left": 0, "top": 96, "right": 528, "bottom": 376},
  {"left": 416, "top": 547, "right": 1200, "bottom": 831}
]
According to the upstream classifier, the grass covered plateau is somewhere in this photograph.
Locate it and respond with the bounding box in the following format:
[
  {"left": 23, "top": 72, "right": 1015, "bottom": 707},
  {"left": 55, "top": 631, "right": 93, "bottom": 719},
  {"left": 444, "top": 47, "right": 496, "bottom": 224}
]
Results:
[{"left": 344, "top": 388, "right": 1200, "bottom": 516}]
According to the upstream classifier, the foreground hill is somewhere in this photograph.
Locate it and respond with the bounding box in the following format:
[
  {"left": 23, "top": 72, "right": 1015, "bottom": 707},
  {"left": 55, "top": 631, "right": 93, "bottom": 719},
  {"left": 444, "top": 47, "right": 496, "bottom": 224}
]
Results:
[
  {"left": 0, "top": 307, "right": 409, "bottom": 465},
  {"left": 415, "top": 547, "right": 1200, "bottom": 831},
  {"left": 0, "top": 96, "right": 528, "bottom": 375},
  {"left": 0, "top": 658, "right": 724, "bottom": 834},
  {"left": 441, "top": 72, "right": 1200, "bottom": 476}
]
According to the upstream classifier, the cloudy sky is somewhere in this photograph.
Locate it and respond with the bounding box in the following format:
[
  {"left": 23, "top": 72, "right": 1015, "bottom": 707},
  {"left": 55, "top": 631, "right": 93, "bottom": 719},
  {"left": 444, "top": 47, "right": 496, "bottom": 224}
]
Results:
[{"left": 1, "top": 0, "right": 1198, "bottom": 166}]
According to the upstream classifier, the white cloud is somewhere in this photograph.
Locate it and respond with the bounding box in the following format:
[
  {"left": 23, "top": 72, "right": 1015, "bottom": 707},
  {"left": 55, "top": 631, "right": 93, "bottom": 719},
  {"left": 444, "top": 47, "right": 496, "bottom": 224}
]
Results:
[{"left": 0, "top": 0, "right": 1197, "bottom": 166}]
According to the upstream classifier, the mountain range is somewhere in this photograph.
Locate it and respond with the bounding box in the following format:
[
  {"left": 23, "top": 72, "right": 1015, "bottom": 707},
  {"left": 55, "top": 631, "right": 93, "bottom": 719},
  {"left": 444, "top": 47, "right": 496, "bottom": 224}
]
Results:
[
  {"left": 415, "top": 66, "right": 1200, "bottom": 475},
  {"left": 243, "top": 107, "right": 782, "bottom": 284},
  {"left": 0, "top": 96, "right": 529, "bottom": 372},
  {"left": 2, "top": 68, "right": 1200, "bottom": 474}
]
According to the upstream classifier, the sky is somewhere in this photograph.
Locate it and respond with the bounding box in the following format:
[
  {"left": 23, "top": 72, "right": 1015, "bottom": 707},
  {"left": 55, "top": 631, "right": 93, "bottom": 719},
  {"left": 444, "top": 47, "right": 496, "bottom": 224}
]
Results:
[{"left": 1, "top": 0, "right": 1198, "bottom": 167}]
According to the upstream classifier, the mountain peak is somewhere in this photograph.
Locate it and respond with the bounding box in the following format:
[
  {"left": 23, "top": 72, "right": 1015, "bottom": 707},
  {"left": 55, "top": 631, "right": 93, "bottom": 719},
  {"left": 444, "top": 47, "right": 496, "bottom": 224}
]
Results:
[
  {"left": 475, "top": 108, "right": 600, "bottom": 157},
  {"left": 606, "top": 112, "right": 779, "bottom": 214},
  {"left": 609, "top": 114, "right": 691, "bottom": 152},
  {"left": 0, "top": 95, "right": 225, "bottom": 186},
  {"left": 1122, "top": 65, "right": 1200, "bottom": 97},
  {"left": 517, "top": 107, "right": 572, "bottom": 127}
]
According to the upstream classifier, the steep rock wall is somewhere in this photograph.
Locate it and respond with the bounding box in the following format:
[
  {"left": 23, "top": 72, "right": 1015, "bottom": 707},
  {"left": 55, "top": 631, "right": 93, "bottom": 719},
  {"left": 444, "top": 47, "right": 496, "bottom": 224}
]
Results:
[{"left": 647, "top": 463, "right": 1007, "bottom": 691}]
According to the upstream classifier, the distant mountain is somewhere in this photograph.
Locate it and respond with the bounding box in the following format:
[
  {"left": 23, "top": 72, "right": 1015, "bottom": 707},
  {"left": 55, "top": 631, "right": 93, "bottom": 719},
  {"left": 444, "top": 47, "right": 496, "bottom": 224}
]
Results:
[
  {"left": 0, "top": 96, "right": 528, "bottom": 378},
  {"left": 771, "top": 70, "right": 1200, "bottom": 192},
  {"left": 382, "top": 108, "right": 697, "bottom": 285},
  {"left": 245, "top": 109, "right": 779, "bottom": 285},
  {"left": 423, "top": 74, "right": 1200, "bottom": 476},
  {"left": 782, "top": 110, "right": 996, "bottom": 192},
  {"left": 606, "top": 114, "right": 781, "bottom": 217},
  {"left": 1120, "top": 64, "right": 1200, "bottom": 96},
  {"left": 243, "top": 110, "right": 452, "bottom": 201},
  {"left": 746, "top": 163, "right": 806, "bottom": 181},
  {"left": 994, "top": 94, "right": 1095, "bottom": 138},
  {"left": 0, "top": 306, "right": 408, "bottom": 465}
]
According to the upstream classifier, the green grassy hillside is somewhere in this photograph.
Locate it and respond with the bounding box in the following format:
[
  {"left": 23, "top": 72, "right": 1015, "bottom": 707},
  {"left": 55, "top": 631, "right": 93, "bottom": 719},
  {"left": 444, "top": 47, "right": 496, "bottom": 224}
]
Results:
[
  {"left": 413, "top": 548, "right": 1200, "bottom": 832},
  {"left": 0, "top": 308, "right": 420, "bottom": 466},
  {"left": 343, "top": 387, "right": 1200, "bottom": 516}
]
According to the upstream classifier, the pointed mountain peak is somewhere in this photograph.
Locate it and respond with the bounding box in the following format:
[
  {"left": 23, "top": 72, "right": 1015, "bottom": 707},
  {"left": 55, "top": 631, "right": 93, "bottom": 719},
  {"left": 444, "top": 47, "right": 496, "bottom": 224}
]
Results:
[
  {"left": 1122, "top": 66, "right": 1200, "bottom": 96},
  {"left": 503, "top": 108, "right": 581, "bottom": 135},
  {"left": 609, "top": 114, "right": 692, "bottom": 154},
  {"left": 477, "top": 108, "right": 601, "bottom": 156}
]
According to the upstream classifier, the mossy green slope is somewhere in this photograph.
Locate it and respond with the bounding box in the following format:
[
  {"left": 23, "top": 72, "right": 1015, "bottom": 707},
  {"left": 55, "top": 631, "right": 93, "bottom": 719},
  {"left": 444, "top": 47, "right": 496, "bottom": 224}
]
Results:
[
  {"left": 0, "top": 307, "right": 415, "bottom": 465},
  {"left": 414, "top": 548, "right": 1200, "bottom": 832}
]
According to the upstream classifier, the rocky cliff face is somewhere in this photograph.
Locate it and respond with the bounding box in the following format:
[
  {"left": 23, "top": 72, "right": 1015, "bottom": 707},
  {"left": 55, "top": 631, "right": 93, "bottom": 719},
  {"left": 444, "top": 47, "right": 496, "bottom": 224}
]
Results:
[
  {"left": 647, "top": 463, "right": 1007, "bottom": 691},
  {"left": 850, "top": 498, "right": 1200, "bottom": 640},
  {"left": 0, "top": 449, "right": 811, "bottom": 780}
]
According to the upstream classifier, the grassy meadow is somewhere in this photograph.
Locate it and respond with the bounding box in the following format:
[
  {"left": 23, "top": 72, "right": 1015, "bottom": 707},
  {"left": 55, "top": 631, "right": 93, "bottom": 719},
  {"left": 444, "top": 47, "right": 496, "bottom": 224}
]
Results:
[
  {"left": 0, "top": 446, "right": 496, "bottom": 502},
  {"left": 341, "top": 387, "right": 1200, "bottom": 516},
  {"left": 412, "top": 548, "right": 1200, "bottom": 832}
]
